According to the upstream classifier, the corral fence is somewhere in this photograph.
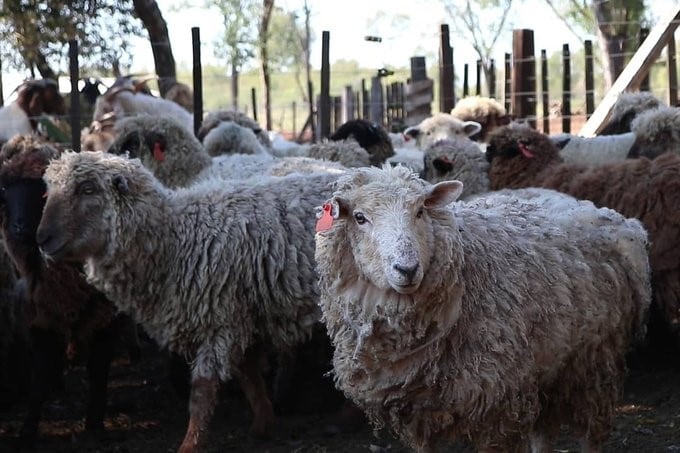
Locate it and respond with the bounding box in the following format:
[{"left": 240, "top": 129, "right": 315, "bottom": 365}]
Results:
[{"left": 310, "top": 17, "right": 679, "bottom": 139}]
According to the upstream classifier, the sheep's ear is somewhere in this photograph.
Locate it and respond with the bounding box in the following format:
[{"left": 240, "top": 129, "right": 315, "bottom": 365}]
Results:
[
  {"left": 425, "top": 180, "right": 463, "bottom": 208},
  {"left": 403, "top": 126, "right": 420, "bottom": 139},
  {"left": 552, "top": 137, "right": 571, "bottom": 149},
  {"left": 332, "top": 197, "right": 351, "bottom": 218},
  {"left": 462, "top": 121, "right": 482, "bottom": 137},
  {"left": 113, "top": 175, "right": 129, "bottom": 194}
]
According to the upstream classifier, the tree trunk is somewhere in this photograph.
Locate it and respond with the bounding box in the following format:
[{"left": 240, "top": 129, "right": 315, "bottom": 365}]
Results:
[
  {"left": 259, "top": 0, "right": 275, "bottom": 130},
  {"left": 231, "top": 65, "right": 239, "bottom": 110},
  {"left": 34, "top": 49, "right": 57, "bottom": 81},
  {"left": 132, "top": 0, "right": 177, "bottom": 96}
]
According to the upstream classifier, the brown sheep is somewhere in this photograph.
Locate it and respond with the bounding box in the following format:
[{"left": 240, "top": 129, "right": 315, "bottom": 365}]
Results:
[
  {"left": 0, "top": 135, "right": 138, "bottom": 446},
  {"left": 486, "top": 123, "right": 680, "bottom": 342}
]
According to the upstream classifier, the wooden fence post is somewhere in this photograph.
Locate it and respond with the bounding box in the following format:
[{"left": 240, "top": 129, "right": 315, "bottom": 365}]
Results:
[
  {"left": 191, "top": 27, "right": 203, "bottom": 137},
  {"left": 319, "top": 30, "right": 331, "bottom": 139},
  {"left": 476, "top": 59, "right": 482, "bottom": 95},
  {"left": 333, "top": 96, "right": 342, "bottom": 131},
  {"left": 540, "top": 49, "right": 549, "bottom": 134},
  {"left": 489, "top": 58, "right": 496, "bottom": 99},
  {"left": 562, "top": 43, "right": 571, "bottom": 133},
  {"left": 585, "top": 40, "right": 595, "bottom": 118},
  {"left": 511, "top": 29, "right": 536, "bottom": 127},
  {"left": 463, "top": 64, "right": 469, "bottom": 97},
  {"left": 0, "top": 54, "right": 4, "bottom": 106},
  {"left": 668, "top": 38, "right": 678, "bottom": 106},
  {"left": 292, "top": 101, "right": 296, "bottom": 134},
  {"left": 504, "top": 52, "right": 512, "bottom": 114},
  {"left": 370, "top": 76, "right": 384, "bottom": 125},
  {"left": 342, "top": 85, "right": 355, "bottom": 124},
  {"left": 251, "top": 87, "right": 258, "bottom": 122},
  {"left": 69, "top": 39, "right": 80, "bottom": 152},
  {"left": 404, "top": 56, "right": 433, "bottom": 126},
  {"left": 439, "top": 24, "right": 455, "bottom": 112}
]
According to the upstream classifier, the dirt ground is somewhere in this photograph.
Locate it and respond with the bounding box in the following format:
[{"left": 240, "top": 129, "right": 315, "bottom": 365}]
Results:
[{"left": 0, "top": 329, "right": 679, "bottom": 453}]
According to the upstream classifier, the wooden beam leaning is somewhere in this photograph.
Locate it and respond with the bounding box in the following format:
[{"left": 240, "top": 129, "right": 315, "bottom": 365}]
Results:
[{"left": 580, "top": 6, "right": 680, "bottom": 136}]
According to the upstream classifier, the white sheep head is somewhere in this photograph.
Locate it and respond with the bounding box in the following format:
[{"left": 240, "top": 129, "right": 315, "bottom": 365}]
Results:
[
  {"left": 403, "top": 113, "right": 482, "bottom": 150},
  {"left": 317, "top": 165, "right": 463, "bottom": 294}
]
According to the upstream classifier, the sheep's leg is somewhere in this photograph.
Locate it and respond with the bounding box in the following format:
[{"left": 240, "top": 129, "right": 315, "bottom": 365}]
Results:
[
  {"left": 235, "top": 347, "right": 276, "bottom": 436},
  {"left": 178, "top": 375, "right": 219, "bottom": 453},
  {"left": 84, "top": 324, "right": 116, "bottom": 432},
  {"left": 19, "top": 326, "right": 65, "bottom": 444}
]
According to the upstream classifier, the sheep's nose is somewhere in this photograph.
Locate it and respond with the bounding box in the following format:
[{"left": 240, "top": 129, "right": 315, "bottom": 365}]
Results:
[
  {"left": 393, "top": 262, "right": 419, "bottom": 280},
  {"left": 36, "top": 226, "right": 50, "bottom": 247}
]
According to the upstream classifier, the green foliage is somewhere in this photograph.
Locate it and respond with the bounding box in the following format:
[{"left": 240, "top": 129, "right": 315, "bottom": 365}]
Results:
[
  {"left": 0, "top": 0, "right": 143, "bottom": 74},
  {"left": 208, "top": 0, "right": 259, "bottom": 72}
]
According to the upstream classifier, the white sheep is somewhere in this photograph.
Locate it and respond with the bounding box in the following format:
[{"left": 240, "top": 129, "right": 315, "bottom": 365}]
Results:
[
  {"left": 0, "top": 80, "right": 66, "bottom": 144},
  {"left": 202, "top": 121, "right": 269, "bottom": 157},
  {"left": 550, "top": 131, "right": 638, "bottom": 166},
  {"left": 36, "top": 151, "right": 340, "bottom": 453},
  {"left": 314, "top": 165, "right": 651, "bottom": 452},
  {"left": 403, "top": 113, "right": 482, "bottom": 150},
  {"left": 93, "top": 83, "right": 194, "bottom": 135}
]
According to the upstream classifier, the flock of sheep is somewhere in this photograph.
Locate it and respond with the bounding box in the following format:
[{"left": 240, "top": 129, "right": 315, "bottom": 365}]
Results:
[{"left": 0, "top": 76, "right": 679, "bottom": 453}]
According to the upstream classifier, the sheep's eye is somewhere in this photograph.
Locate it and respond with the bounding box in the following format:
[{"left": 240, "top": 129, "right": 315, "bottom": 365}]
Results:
[
  {"left": 416, "top": 207, "right": 424, "bottom": 219},
  {"left": 354, "top": 212, "right": 367, "bottom": 225},
  {"left": 78, "top": 181, "right": 96, "bottom": 195}
]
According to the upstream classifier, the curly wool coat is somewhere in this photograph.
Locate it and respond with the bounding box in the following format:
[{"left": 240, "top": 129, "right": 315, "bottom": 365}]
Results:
[
  {"left": 39, "top": 151, "right": 336, "bottom": 382},
  {"left": 315, "top": 165, "right": 651, "bottom": 451},
  {"left": 486, "top": 123, "right": 680, "bottom": 336}
]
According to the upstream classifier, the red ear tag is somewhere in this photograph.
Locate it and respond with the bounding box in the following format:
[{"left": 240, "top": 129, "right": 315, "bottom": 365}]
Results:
[
  {"left": 519, "top": 142, "right": 534, "bottom": 159},
  {"left": 316, "top": 203, "right": 334, "bottom": 233},
  {"left": 153, "top": 142, "right": 165, "bottom": 162},
  {"left": 42, "top": 191, "right": 48, "bottom": 198}
]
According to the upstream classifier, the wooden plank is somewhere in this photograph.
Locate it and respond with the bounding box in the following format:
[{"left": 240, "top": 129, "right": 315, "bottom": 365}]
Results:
[
  {"left": 580, "top": 6, "right": 680, "bottom": 136},
  {"left": 504, "top": 53, "right": 511, "bottom": 113},
  {"left": 463, "top": 63, "right": 469, "bottom": 97}
]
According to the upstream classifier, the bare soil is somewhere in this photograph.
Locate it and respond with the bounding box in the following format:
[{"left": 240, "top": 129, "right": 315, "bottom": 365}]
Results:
[{"left": 1, "top": 331, "right": 679, "bottom": 453}]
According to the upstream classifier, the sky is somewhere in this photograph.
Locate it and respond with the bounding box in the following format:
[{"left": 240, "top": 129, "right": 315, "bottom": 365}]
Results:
[
  {"left": 1, "top": 0, "right": 677, "bottom": 100},
  {"left": 128, "top": 0, "right": 678, "bottom": 74}
]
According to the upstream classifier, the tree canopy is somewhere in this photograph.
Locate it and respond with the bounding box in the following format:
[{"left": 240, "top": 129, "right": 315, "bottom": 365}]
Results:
[{"left": 0, "top": 0, "right": 143, "bottom": 78}]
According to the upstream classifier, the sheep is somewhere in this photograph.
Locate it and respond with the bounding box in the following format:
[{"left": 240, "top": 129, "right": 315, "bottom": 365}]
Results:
[
  {"left": 329, "top": 119, "right": 395, "bottom": 166},
  {"left": 164, "top": 81, "right": 194, "bottom": 113},
  {"left": 450, "top": 95, "right": 512, "bottom": 142},
  {"left": 108, "top": 115, "right": 347, "bottom": 188},
  {"left": 202, "top": 120, "right": 271, "bottom": 157},
  {"left": 93, "top": 80, "right": 194, "bottom": 135},
  {"left": 81, "top": 111, "right": 117, "bottom": 151},
  {"left": 403, "top": 113, "right": 482, "bottom": 150},
  {"left": 628, "top": 105, "right": 680, "bottom": 159},
  {"left": 306, "top": 139, "right": 371, "bottom": 168},
  {"left": 0, "top": 79, "right": 66, "bottom": 145},
  {"left": 420, "top": 137, "right": 490, "bottom": 199},
  {"left": 599, "top": 91, "right": 666, "bottom": 135},
  {"left": 0, "top": 136, "right": 138, "bottom": 445},
  {"left": 550, "top": 131, "right": 638, "bottom": 166},
  {"left": 314, "top": 164, "right": 651, "bottom": 452},
  {"left": 486, "top": 123, "right": 680, "bottom": 341},
  {"left": 35, "top": 150, "right": 341, "bottom": 452},
  {"left": 197, "top": 108, "right": 271, "bottom": 149}
]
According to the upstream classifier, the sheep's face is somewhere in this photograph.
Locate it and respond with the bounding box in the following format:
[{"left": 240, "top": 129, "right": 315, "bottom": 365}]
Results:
[
  {"left": 404, "top": 114, "right": 481, "bottom": 150},
  {"left": 485, "top": 124, "right": 557, "bottom": 163},
  {"left": 331, "top": 177, "right": 463, "bottom": 294},
  {"left": 0, "top": 178, "right": 47, "bottom": 244},
  {"left": 37, "top": 153, "right": 130, "bottom": 262}
]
